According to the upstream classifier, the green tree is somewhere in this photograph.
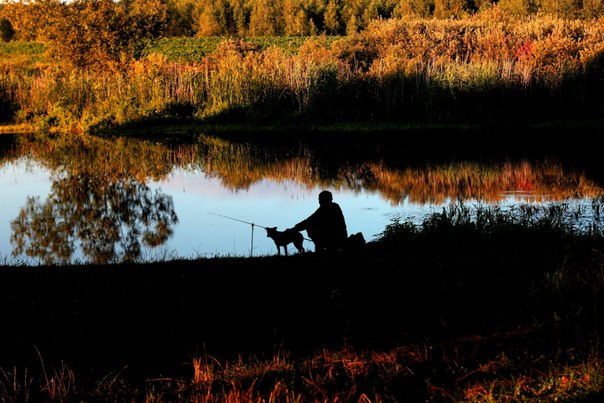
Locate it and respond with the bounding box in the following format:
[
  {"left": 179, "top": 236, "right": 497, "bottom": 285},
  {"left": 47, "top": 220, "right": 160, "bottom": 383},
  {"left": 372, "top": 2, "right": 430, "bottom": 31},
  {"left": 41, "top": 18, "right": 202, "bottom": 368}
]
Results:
[
  {"left": 118, "top": 0, "right": 169, "bottom": 54},
  {"left": 539, "top": 0, "right": 582, "bottom": 17},
  {"left": 248, "top": 0, "right": 282, "bottom": 35},
  {"left": 230, "top": 0, "right": 249, "bottom": 34},
  {"left": 433, "top": 0, "right": 467, "bottom": 17},
  {"left": 582, "top": 0, "right": 604, "bottom": 17},
  {"left": 0, "top": 0, "right": 61, "bottom": 41},
  {"left": 392, "top": 0, "right": 433, "bottom": 17},
  {"left": 165, "top": 0, "right": 197, "bottom": 36},
  {"left": 196, "top": 0, "right": 226, "bottom": 35},
  {"left": 39, "top": 0, "right": 168, "bottom": 69},
  {"left": 323, "top": 0, "right": 342, "bottom": 34},
  {"left": 42, "top": 0, "right": 124, "bottom": 69}
]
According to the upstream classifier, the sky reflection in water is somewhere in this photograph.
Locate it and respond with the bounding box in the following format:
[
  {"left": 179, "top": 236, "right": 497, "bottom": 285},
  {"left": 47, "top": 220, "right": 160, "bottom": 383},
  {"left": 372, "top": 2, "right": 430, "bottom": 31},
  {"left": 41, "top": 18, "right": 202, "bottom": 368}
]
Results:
[{"left": 0, "top": 158, "right": 434, "bottom": 263}]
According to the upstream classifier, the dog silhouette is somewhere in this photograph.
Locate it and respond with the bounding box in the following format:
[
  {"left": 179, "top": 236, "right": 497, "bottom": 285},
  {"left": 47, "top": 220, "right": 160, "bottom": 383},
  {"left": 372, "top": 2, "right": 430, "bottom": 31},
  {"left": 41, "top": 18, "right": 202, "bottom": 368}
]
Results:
[{"left": 266, "top": 227, "right": 305, "bottom": 256}]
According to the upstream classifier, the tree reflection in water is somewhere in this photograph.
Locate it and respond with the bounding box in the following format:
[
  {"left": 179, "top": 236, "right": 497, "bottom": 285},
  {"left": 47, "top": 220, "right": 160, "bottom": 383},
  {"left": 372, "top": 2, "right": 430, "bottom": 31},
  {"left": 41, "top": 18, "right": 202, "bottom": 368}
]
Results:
[{"left": 10, "top": 173, "right": 178, "bottom": 265}]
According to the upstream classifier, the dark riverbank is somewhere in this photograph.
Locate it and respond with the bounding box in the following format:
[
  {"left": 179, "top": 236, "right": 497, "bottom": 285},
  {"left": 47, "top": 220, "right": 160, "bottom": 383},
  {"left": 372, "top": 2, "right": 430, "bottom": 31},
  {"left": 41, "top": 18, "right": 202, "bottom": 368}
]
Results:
[{"left": 1, "top": 202, "right": 604, "bottom": 400}]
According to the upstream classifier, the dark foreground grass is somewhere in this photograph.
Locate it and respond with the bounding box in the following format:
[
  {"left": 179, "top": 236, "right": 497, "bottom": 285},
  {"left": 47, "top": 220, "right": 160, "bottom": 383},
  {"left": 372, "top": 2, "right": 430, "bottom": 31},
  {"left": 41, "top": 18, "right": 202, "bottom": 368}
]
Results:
[{"left": 1, "top": 202, "right": 604, "bottom": 401}]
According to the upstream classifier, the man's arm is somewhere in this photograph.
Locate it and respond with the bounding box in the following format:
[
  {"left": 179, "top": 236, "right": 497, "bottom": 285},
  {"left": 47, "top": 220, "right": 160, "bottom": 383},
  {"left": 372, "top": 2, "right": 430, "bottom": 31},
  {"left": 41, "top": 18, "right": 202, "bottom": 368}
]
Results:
[
  {"left": 292, "top": 219, "right": 307, "bottom": 232},
  {"left": 291, "top": 208, "right": 320, "bottom": 232}
]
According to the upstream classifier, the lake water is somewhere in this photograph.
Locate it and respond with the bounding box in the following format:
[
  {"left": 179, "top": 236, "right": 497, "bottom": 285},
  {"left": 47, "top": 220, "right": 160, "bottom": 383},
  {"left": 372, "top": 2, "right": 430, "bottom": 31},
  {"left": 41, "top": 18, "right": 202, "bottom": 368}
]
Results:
[
  {"left": 0, "top": 157, "right": 440, "bottom": 262},
  {"left": 1, "top": 132, "right": 602, "bottom": 265}
]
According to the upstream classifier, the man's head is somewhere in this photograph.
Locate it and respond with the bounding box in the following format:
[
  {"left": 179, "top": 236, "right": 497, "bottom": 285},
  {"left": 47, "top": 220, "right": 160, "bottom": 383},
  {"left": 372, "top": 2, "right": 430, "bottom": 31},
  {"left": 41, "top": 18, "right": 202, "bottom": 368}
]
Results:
[{"left": 318, "top": 190, "right": 333, "bottom": 206}]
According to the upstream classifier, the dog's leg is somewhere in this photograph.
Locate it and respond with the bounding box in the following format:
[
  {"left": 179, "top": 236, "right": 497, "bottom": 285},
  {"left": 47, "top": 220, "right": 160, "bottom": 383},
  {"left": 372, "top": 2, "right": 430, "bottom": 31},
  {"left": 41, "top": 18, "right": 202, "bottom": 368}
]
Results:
[{"left": 294, "top": 237, "right": 304, "bottom": 253}]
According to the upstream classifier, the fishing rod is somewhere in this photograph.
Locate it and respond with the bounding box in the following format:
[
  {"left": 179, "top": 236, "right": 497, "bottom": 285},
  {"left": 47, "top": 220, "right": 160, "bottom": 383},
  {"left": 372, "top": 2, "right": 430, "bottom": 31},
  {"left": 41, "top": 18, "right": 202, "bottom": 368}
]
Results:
[
  {"left": 208, "top": 212, "right": 268, "bottom": 229},
  {"left": 208, "top": 212, "right": 267, "bottom": 257},
  {"left": 208, "top": 212, "right": 312, "bottom": 257}
]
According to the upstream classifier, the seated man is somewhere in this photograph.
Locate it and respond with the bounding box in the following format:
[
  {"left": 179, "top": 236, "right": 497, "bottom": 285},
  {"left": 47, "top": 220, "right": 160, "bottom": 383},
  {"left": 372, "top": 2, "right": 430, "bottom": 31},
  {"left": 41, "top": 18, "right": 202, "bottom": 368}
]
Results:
[{"left": 290, "top": 190, "right": 348, "bottom": 253}]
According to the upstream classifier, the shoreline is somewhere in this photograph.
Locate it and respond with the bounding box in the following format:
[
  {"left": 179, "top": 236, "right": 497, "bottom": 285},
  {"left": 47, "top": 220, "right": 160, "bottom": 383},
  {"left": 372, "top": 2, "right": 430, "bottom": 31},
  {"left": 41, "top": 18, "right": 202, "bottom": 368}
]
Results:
[{"left": 2, "top": 117, "right": 604, "bottom": 138}]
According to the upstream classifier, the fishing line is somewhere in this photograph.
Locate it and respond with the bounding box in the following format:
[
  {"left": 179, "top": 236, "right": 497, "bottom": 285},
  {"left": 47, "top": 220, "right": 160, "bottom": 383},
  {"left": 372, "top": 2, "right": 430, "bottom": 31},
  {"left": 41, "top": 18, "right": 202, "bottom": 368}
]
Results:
[
  {"left": 208, "top": 212, "right": 268, "bottom": 229},
  {"left": 208, "top": 211, "right": 312, "bottom": 257},
  {"left": 208, "top": 212, "right": 265, "bottom": 257}
]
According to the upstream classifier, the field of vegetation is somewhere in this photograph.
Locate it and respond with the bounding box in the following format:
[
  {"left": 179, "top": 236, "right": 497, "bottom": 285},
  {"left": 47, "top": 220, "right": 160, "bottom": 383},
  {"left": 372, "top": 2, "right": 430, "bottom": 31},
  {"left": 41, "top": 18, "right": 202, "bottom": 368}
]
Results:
[{"left": 0, "top": 1, "right": 603, "bottom": 134}]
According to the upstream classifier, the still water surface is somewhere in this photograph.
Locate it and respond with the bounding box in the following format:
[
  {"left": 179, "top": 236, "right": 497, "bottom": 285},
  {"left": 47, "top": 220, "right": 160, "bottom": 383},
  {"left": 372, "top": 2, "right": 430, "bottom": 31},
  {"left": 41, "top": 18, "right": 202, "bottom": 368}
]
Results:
[
  {"left": 0, "top": 158, "right": 436, "bottom": 262},
  {"left": 1, "top": 132, "right": 602, "bottom": 265}
]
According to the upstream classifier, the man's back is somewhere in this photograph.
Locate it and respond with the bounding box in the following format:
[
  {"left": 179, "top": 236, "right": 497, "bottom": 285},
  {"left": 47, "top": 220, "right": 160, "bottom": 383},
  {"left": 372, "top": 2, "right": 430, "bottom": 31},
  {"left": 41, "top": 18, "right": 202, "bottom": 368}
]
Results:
[{"left": 293, "top": 191, "right": 347, "bottom": 252}]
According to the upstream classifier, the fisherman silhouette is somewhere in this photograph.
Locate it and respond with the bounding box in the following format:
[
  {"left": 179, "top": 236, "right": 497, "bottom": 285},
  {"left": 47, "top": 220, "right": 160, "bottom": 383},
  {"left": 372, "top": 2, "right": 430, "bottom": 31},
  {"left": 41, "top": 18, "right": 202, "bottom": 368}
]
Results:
[{"left": 289, "top": 190, "right": 348, "bottom": 253}]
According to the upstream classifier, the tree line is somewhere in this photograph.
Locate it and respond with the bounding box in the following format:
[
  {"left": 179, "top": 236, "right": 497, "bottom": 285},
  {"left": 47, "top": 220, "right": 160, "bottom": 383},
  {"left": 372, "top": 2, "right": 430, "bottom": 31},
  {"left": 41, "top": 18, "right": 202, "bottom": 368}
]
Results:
[{"left": 1, "top": 0, "right": 603, "bottom": 46}]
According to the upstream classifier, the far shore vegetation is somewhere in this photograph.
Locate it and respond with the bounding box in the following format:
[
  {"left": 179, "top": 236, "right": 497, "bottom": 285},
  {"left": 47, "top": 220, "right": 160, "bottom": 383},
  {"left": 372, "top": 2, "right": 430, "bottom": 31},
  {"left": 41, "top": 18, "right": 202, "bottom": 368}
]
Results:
[{"left": 0, "top": 0, "right": 603, "bottom": 134}]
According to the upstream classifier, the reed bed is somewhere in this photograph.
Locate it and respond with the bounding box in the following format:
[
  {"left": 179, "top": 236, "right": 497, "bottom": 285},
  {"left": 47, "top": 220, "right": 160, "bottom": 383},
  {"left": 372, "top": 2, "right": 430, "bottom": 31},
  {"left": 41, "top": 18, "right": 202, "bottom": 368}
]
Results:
[{"left": 0, "top": 12, "right": 603, "bottom": 132}]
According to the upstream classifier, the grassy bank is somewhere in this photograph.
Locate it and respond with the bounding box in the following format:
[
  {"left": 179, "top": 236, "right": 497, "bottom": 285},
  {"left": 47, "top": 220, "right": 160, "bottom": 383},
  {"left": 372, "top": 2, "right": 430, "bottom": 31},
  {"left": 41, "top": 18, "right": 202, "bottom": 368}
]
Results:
[{"left": 1, "top": 202, "right": 604, "bottom": 401}]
